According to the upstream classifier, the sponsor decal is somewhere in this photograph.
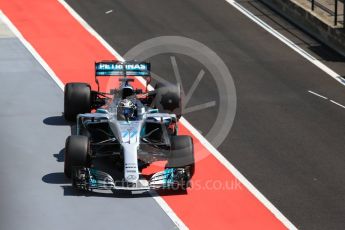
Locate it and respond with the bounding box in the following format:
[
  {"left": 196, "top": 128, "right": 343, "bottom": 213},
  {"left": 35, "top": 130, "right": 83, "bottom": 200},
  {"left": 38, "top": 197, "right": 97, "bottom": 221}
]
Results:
[{"left": 126, "top": 175, "right": 137, "bottom": 181}]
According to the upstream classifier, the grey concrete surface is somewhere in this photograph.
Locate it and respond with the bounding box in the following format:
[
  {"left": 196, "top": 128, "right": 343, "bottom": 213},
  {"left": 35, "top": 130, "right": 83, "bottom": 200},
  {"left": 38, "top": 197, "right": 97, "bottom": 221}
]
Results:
[
  {"left": 64, "top": 0, "right": 345, "bottom": 229},
  {"left": 0, "top": 23, "right": 177, "bottom": 230}
]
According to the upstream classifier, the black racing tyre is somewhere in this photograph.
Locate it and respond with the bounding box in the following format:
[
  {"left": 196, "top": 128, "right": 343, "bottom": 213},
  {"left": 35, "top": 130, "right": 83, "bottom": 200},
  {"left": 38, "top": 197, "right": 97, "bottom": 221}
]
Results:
[
  {"left": 167, "top": 135, "right": 195, "bottom": 179},
  {"left": 154, "top": 83, "right": 182, "bottom": 119},
  {"left": 64, "top": 83, "right": 91, "bottom": 121},
  {"left": 64, "top": 135, "right": 91, "bottom": 178}
]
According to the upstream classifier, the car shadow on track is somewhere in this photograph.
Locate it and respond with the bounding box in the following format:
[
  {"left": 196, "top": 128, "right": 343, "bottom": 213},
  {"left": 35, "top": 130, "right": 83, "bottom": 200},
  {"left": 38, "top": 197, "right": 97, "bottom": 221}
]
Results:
[
  {"left": 43, "top": 115, "right": 77, "bottom": 134},
  {"left": 43, "top": 115, "right": 70, "bottom": 126},
  {"left": 43, "top": 115, "right": 75, "bottom": 163},
  {"left": 53, "top": 148, "right": 64, "bottom": 162}
]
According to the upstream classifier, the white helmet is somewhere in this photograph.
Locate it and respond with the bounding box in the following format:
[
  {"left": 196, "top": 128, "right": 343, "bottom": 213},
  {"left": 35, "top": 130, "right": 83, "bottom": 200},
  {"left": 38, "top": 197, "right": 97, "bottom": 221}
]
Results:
[{"left": 118, "top": 99, "right": 136, "bottom": 120}]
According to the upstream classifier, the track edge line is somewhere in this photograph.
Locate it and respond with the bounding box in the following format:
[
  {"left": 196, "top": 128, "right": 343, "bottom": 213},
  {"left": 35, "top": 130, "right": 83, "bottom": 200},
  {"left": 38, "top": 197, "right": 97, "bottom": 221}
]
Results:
[
  {"left": 0, "top": 11, "right": 64, "bottom": 91},
  {"left": 57, "top": 1, "right": 297, "bottom": 229}
]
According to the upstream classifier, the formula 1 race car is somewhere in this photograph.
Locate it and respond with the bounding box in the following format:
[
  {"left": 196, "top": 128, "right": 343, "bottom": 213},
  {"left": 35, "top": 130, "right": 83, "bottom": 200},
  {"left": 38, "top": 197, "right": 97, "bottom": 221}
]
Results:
[{"left": 63, "top": 61, "right": 195, "bottom": 191}]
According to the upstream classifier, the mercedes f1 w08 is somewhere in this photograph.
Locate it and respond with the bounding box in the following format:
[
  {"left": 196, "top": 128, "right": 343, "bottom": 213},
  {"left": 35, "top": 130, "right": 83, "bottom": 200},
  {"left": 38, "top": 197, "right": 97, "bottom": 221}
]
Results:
[{"left": 63, "top": 61, "right": 195, "bottom": 191}]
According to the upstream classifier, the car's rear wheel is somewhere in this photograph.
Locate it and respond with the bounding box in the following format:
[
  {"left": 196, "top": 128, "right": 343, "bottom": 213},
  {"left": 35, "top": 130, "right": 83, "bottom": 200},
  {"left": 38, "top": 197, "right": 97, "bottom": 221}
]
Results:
[
  {"left": 64, "top": 135, "right": 91, "bottom": 178},
  {"left": 154, "top": 83, "right": 182, "bottom": 119},
  {"left": 64, "top": 83, "right": 91, "bottom": 121},
  {"left": 167, "top": 135, "right": 195, "bottom": 179}
]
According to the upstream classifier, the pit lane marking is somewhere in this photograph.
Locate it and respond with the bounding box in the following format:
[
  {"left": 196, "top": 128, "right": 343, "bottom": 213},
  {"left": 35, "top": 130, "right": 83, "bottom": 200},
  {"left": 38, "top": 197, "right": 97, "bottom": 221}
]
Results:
[
  {"left": 0, "top": 11, "right": 64, "bottom": 91},
  {"left": 308, "top": 90, "right": 328, "bottom": 100},
  {"left": 11, "top": 1, "right": 188, "bottom": 229},
  {"left": 308, "top": 90, "right": 345, "bottom": 109},
  {"left": 1, "top": 7, "right": 187, "bottom": 230},
  {"left": 330, "top": 100, "right": 345, "bottom": 109},
  {"left": 57, "top": 0, "right": 295, "bottom": 229},
  {"left": 225, "top": 0, "right": 345, "bottom": 89}
]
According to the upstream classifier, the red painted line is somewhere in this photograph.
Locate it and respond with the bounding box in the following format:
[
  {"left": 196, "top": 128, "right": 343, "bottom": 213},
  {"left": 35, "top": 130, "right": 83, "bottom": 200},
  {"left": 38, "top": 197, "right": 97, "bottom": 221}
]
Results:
[{"left": 0, "top": 1, "right": 287, "bottom": 229}]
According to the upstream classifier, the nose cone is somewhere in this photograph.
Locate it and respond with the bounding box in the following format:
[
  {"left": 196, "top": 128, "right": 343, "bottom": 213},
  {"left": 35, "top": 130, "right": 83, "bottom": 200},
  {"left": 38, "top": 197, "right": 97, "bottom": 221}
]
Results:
[{"left": 122, "top": 143, "right": 139, "bottom": 183}]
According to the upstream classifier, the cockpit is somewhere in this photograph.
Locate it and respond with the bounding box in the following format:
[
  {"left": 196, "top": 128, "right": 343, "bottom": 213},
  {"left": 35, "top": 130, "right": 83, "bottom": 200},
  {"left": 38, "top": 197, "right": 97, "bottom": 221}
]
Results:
[{"left": 115, "top": 98, "right": 145, "bottom": 121}]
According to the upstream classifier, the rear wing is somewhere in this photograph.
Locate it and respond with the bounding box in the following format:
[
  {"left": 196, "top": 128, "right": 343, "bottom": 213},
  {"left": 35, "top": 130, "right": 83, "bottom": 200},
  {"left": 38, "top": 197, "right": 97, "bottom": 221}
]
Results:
[
  {"left": 94, "top": 60, "right": 151, "bottom": 92},
  {"left": 95, "top": 61, "right": 150, "bottom": 76}
]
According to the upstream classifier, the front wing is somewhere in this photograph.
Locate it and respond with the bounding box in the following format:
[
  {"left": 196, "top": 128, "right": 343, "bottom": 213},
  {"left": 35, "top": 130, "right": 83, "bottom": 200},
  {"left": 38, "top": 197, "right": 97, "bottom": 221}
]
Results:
[{"left": 72, "top": 167, "right": 190, "bottom": 191}]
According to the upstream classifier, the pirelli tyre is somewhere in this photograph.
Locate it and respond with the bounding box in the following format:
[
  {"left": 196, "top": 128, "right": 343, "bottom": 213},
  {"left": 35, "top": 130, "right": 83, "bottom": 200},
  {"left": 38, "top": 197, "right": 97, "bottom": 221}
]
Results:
[
  {"left": 154, "top": 83, "right": 182, "bottom": 119},
  {"left": 64, "top": 83, "right": 91, "bottom": 121},
  {"left": 167, "top": 135, "right": 195, "bottom": 179},
  {"left": 64, "top": 135, "right": 91, "bottom": 178}
]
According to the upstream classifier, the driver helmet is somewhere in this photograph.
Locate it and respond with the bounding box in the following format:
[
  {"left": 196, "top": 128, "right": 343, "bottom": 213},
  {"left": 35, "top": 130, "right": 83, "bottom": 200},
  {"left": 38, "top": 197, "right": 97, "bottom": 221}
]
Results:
[{"left": 118, "top": 99, "right": 136, "bottom": 120}]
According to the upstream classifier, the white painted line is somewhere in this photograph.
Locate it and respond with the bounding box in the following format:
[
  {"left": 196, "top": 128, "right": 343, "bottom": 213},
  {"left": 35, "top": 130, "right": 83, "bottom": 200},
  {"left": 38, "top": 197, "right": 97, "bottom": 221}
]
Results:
[
  {"left": 65, "top": 1, "right": 190, "bottom": 229},
  {"left": 330, "top": 100, "right": 345, "bottom": 109},
  {"left": 0, "top": 7, "right": 188, "bottom": 230},
  {"left": 58, "top": 0, "right": 297, "bottom": 229},
  {"left": 225, "top": 0, "right": 345, "bottom": 88},
  {"left": 307, "top": 90, "right": 345, "bottom": 109},
  {"left": 59, "top": 0, "right": 124, "bottom": 62},
  {"left": 149, "top": 191, "right": 188, "bottom": 230},
  {"left": 181, "top": 117, "right": 298, "bottom": 230},
  {"left": 0, "top": 11, "right": 65, "bottom": 91},
  {"left": 105, "top": 10, "right": 113, "bottom": 14},
  {"left": 308, "top": 90, "right": 328, "bottom": 100}
]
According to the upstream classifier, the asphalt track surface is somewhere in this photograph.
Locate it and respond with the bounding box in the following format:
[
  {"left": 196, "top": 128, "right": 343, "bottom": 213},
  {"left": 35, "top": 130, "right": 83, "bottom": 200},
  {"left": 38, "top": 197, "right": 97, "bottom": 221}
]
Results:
[
  {"left": 65, "top": 0, "right": 345, "bottom": 229},
  {"left": 1, "top": 0, "right": 345, "bottom": 229},
  {"left": 0, "top": 1, "right": 293, "bottom": 229},
  {"left": 0, "top": 20, "right": 177, "bottom": 230}
]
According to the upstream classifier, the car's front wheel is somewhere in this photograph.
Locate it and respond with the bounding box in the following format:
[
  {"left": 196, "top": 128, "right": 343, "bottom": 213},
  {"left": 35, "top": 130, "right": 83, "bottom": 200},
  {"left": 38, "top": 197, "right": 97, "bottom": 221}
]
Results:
[
  {"left": 64, "top": 135, "right": 91, "bottom": 178},
  {"left": 167, "top": 135, "right": 195, "bottom": 179}
]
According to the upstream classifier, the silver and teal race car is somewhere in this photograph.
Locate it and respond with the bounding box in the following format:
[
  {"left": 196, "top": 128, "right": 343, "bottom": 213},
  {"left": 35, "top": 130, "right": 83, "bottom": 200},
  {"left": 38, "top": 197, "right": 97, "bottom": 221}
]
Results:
[{"left": 63, "top": 61, "right": 195, "bottom": 192}]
